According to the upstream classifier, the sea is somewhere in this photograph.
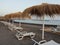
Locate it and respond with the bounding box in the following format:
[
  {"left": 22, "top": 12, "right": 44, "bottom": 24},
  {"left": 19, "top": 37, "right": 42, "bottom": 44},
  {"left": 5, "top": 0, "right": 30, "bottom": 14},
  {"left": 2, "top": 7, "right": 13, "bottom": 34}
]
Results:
[
  {"left": 12, "top": 15, "right": 60, "bottom": 25},
  {"left": 13, "top": 19, "right": 60, "bottom": 25}
]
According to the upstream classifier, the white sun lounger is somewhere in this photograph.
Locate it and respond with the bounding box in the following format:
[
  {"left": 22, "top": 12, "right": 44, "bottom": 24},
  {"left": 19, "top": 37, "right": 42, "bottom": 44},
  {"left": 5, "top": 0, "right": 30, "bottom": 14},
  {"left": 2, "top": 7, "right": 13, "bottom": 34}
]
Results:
[
  {"left": 41, "top": 40, "right": 60, "bottom": 45},
  {"left": 0, "top": 21, "right": 23, "bottom": 31},
  {"left": 51, "top": 27, "right": 60, "bottom": 33},
  {"left": 8, "top": 25, "right": 23, "bottom": 31},
  {"left": 0, "top": 21, "right": 13, "bottom": 26},
  {"left": 31, "top": 39, "right": 60, "bottom": 45},
  {"left": 5, "top": 22, "right": 23, "bottom": 31},
  {"left": 0, "top": 21, "right": 10, "bottom": 25},
  {"left": 15, "top": 31, "right": 35, "bottom": 40}
]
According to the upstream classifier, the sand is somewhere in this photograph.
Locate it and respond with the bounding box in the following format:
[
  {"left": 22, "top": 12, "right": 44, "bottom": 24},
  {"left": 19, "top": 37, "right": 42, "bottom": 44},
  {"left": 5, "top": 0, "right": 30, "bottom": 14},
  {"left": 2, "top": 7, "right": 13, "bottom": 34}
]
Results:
[{"left": 0, "top": 22, "right": 60, "bottom": 45}]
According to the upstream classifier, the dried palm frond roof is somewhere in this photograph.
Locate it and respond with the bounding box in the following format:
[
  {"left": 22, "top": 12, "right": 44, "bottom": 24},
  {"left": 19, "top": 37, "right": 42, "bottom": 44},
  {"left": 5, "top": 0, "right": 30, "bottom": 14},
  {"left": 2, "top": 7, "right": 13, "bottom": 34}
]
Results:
[
  {"left": 4, "top": 12, "right": 22, "bottom": 19},
  {"left": 22, "top": 3, "right": 60, "bottom": 17},
  {"left": 4, "top": 12, "right": 31, "bottom": 19}
]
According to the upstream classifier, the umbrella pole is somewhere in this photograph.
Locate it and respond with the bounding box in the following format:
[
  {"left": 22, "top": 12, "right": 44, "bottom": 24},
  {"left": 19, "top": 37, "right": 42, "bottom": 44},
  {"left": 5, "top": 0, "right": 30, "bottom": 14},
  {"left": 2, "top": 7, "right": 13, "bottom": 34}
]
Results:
[
  {"left": 9, "top": 19, "right": 10, "bottom": 23},
  {"left": 12, "top": 19, "right": 14, "bottom": 24},
  {"left": 19, "top": 18, "right": 21, "bottom": 27},
  {"left": 19, "top": 22, "right": 21, "bottom": 27},
  {"left": 39, "top": 16, "right": 46, "bottom": 43},
  {"left": 42, "top": 16, "right": 44, "bottom": 40},
  {"left": 12, "top": 19, "right": 13, "bottom": 24}
]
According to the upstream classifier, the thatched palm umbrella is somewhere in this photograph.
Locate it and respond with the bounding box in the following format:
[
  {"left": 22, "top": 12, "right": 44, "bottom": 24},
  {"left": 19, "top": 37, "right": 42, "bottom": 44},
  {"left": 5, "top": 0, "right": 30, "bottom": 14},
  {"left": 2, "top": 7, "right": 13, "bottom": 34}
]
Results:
[
  {"left": 4, "top": 12, "right": 22, "bottom": 20},
  {"left": 22, "top": 3, "right": 60, "bottom": 41},
  {"left": 4, "top": 12, "right": 31, "bottom": 20},
  {"left": 4, "top": 12, "right": 31, "bottom": 26},
  {"left": 22, "top": 3, "right": 60, "bottom": 17}
]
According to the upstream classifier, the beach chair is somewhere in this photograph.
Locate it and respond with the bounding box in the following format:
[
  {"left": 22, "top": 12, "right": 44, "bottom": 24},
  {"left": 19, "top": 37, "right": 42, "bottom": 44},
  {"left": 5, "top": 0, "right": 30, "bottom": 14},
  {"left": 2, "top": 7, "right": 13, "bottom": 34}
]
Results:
[
  {"left": 31, "top": 39, "right": 60, "bottom": 45},
  {"left": 1, "top": 21, "right": 23, "bottom": 31},
  {"left": 0, "top": 21, "right": 9, "bottom": 26},
  {"left": 15, "top": 31, "right": 35, "bottom": 40},
  {"left": 7, "top": 22, "right": 23, "bottom": 31},
  {"left": 51, "top": 27, "right": 60, "bottom": 33},
  {"left": 8, "top": 25, "right": 23, "bottom": 31},
  {"left": 31, "top": 39, "right": 46, "bottom": 45}
]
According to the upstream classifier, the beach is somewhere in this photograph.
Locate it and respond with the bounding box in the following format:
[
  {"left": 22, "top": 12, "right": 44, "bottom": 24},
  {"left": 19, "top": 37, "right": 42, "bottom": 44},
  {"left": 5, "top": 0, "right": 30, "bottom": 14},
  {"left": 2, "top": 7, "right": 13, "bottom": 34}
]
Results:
[{"left": 0, "top": 22, "right": 60, "bottom": 45}]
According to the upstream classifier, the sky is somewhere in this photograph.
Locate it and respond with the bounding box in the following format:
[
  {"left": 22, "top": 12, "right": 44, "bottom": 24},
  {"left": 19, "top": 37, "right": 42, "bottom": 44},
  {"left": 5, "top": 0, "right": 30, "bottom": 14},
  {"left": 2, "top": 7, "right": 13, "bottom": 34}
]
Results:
[{"left": 0, "top": 0, "right": 60, "bottom": 16}]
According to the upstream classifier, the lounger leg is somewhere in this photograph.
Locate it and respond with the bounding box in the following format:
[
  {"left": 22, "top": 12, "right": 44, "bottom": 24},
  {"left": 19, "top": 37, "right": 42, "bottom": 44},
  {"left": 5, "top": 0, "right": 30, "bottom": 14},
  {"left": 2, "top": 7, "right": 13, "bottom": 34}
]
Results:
[
  {"left": 39, "top": 40, "right": 46, "bottom": 44},
  {"left": 31, "top": 39, "right": 39, "bottom": 45},
  {"left": 18, "top": 37, "right": 23, "bottom": 40},
  {"left": 30, "top": 35, "right": 35, "bottom": 38}
]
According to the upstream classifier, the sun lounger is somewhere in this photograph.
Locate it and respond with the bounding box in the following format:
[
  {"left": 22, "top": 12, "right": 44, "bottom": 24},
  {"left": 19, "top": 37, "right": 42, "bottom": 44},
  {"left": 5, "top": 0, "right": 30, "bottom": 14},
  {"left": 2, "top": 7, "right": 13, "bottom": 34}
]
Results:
[
  {"left": 41, "top": 40, "right": 60, "bottom": 45},
  {"left": 31, "top": 39, "right": 60, "bottom": 45},
  {"left": 0, "top": 21, "right": 23, "bottom": 31},
  {"left": 0, "top": 21, "right": 9, "bottom": 25},
  {"left": 1, "top": 21, "right": 23, "bottom": 32},
  {"left": 15, "top": 31, "right": 35, "bottom": 40},
  {"left": 51, "top": 27, "right": 60, "bottom": 33},
  {"left": 0, "top": 21, "right": 12, "bottom": 26},
  {"left": 8, "top": 25, "right": 23, "bottom": 31}
]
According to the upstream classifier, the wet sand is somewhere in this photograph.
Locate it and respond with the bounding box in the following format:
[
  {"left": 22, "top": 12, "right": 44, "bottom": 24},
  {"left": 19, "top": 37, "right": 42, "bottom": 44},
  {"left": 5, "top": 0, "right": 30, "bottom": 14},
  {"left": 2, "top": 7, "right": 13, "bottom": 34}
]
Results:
[{"left": 0, "top": 22, "right": 60, "bottom": 45}]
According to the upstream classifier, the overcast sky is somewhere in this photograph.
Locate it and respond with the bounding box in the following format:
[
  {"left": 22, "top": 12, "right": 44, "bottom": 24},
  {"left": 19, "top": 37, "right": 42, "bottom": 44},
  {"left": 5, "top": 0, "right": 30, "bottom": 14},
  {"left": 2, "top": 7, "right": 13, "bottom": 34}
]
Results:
[{"left": 0, "top": 0, "right": 60, "bottom": 16}]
